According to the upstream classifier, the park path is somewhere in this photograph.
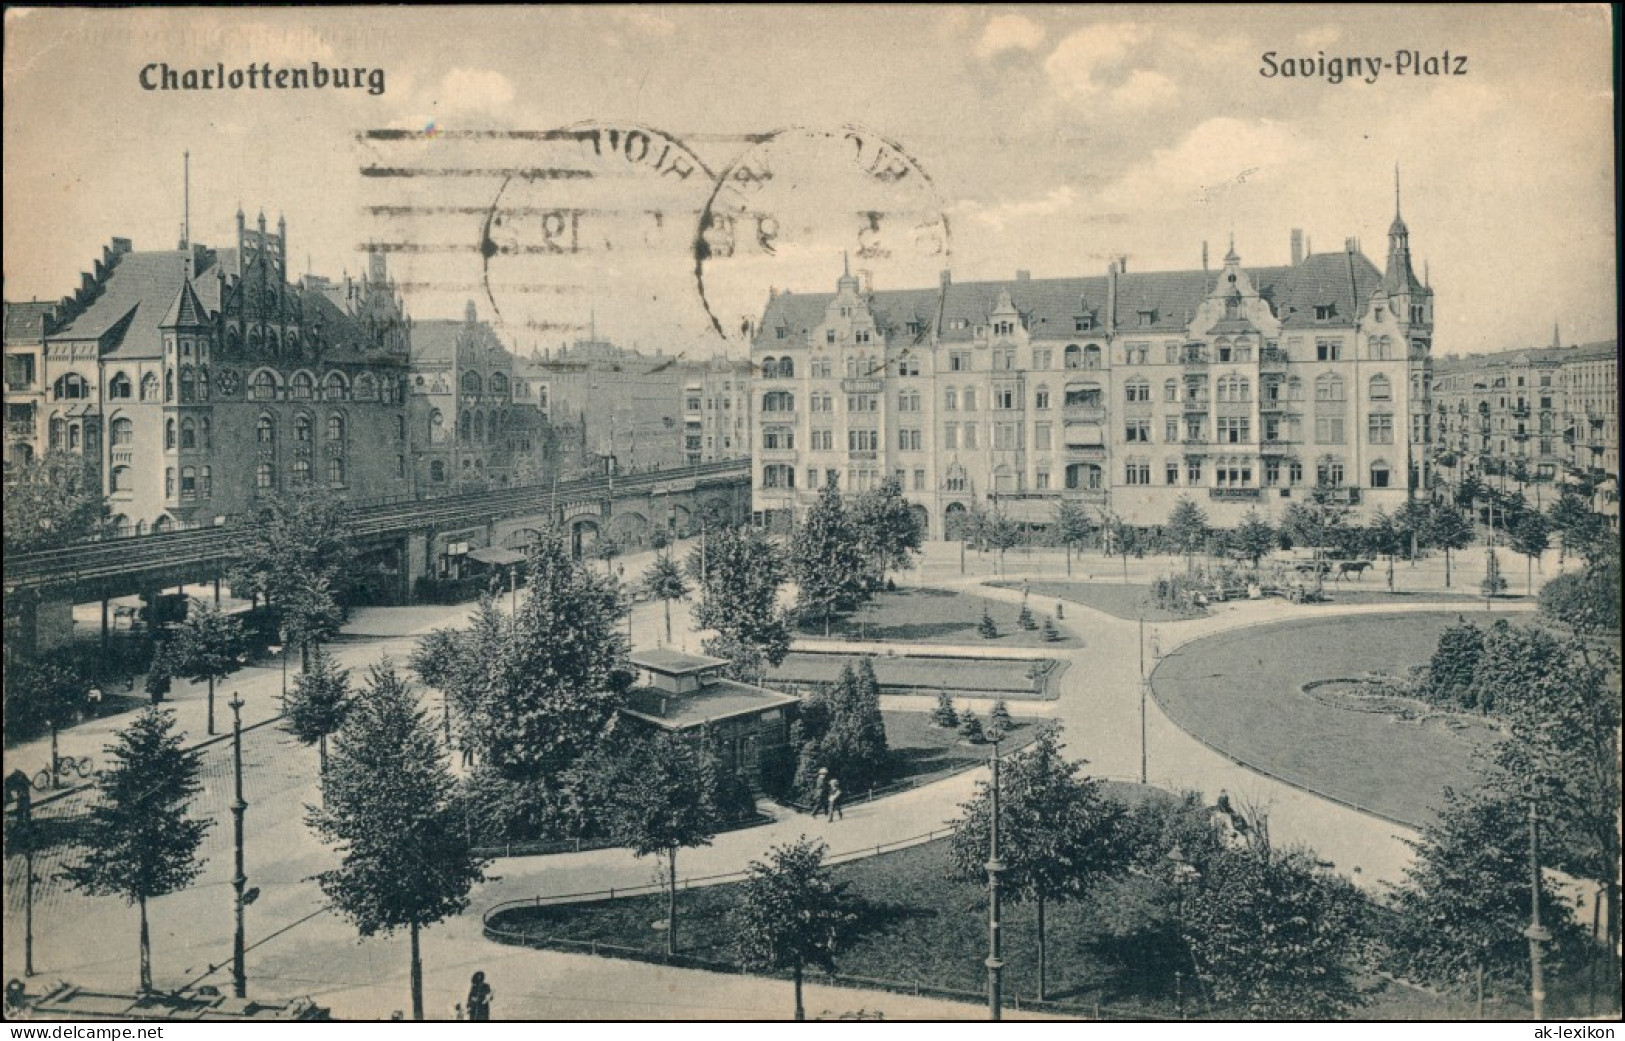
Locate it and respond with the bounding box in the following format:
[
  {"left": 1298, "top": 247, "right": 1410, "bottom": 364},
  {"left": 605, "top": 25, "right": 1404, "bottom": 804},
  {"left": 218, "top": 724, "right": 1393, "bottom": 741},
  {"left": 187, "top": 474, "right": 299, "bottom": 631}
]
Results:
[{"left": 2, "top": 537, "right": 1557, "bottom": 1018}]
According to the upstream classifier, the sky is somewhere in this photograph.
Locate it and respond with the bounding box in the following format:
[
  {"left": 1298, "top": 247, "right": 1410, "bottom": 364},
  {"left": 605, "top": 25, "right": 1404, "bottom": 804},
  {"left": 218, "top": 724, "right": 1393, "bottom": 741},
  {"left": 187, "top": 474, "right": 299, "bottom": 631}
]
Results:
[{"left": 4, "top": 5, "right": 1617, "bottom": 360}]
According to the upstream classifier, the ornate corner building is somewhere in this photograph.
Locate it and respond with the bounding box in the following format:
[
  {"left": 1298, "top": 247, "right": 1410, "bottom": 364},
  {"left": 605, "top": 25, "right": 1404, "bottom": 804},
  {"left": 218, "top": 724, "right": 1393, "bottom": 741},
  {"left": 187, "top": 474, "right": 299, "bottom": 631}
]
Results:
[
  {"left": 749, "top": 197, "right": 1434, "bottom": 536},
  {"left": 3, "top": 210, "right": 413, "bottom": 533}
]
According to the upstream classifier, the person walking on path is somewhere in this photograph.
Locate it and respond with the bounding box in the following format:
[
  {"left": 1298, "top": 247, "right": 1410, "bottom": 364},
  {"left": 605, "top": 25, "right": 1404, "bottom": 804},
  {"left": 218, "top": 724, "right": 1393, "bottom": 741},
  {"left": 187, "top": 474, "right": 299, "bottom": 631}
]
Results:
[
  {"left": 467, "top": 971, "right": 492, "bottom": 1022},
  {"left": 810, "top": 766, "right": 829, "bottom": 818},
  {"left": 826, "top": 778, "right": 844, "bottom": 821}
]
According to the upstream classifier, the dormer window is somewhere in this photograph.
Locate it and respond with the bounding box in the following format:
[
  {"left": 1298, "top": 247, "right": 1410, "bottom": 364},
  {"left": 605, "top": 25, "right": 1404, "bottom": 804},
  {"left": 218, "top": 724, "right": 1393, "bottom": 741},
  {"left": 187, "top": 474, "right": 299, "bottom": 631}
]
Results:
[
  {"left": 1075, "top": 315, "right": 1095, "bottom": 332},
  {"left": 993, "top": 320, "right": 1015, "bottom": 336},
  {"left": 1138, "top": 310, "right": 1157, "bottom": 327},
  {"left": 1314, "top": 304, "right": 1337, "bottom": 321}
]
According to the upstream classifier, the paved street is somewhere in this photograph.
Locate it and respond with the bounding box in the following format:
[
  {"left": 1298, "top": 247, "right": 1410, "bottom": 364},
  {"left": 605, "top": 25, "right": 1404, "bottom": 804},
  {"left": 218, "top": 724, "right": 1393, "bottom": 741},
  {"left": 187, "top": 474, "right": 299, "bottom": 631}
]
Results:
[{"left": 2, "top": 537, "right": 1551, "bottom": 1018}]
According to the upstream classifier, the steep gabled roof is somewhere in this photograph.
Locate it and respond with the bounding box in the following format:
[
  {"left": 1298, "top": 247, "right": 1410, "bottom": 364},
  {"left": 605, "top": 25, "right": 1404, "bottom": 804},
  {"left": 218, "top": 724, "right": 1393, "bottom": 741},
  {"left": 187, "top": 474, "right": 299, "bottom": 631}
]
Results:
[{"left": 160, "top": 276, "right": 210, "bottom": 329}]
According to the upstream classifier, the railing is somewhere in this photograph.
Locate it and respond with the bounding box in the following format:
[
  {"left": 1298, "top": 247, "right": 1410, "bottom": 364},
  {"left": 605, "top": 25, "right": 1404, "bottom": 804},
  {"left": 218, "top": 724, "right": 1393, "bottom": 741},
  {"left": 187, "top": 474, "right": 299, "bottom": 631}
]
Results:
[
  {"left": 1062, "top": 404, "right": 1106, "bottom": 423},
  {"left": 1259, "top": 348, "right": 1290, "bottom": 369},
  {"left": 1062, "top": 488, "right": 1109, "bottom": 503},
  {"left": 1182, "top": 400, "right": 1209, "bottom": 413},
  {"left": 8, "top": 420, "right": 37, "bottom": 437}
]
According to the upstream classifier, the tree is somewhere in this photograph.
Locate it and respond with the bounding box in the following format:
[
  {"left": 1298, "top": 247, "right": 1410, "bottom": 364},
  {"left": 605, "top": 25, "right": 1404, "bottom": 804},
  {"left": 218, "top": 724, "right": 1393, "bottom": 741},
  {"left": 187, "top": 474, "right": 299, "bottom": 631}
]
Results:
[
  {"left": 1366, "top": 509, "right": 1404, "bottom": 592},
  {"left": 307, "top": 660, "right": 484, "bottom": 1021},
  {"left": 733, "top": 836, "right": 862, "bottom": 1021},
  {"left": 1100, "top": 511, "right": 1140, "bottom": 583},
  {"left": 692, "top": 524, "right": 793, "bottom": 680},
  {"left": 607, "top": 731, "right": 719, "bottom": 956},
  {"left": 978, "top": 607, "right": 998, "bottom": 639},
  {"left": 1548, "top": 486, "right": 1606, "bottom": 564},
  {"left": 949, "top": 727, "right": 1129, "bottom": 1000},
  {"left": 957, "top": 708, "right": 985, "bottom": 743},
  {"left": 1053, "top": 500, "right": 1095, "bottom": 577},
  {"left": 1420, "top": 618, "right": 1485, "bottom": 711},
  {"left": 1231, "top": 511, "right": 1276, "bottom": 570},
  {"left": 1385, "top": 787, "right": 1582, "bottom": 1001},
  {"left": 594, "top": 531, "right": 623, "bottom": 576},
  {"left": 1538, "top": 549, "right": 1621, "bottom": 634},
  {"left": 227, "top": 487, "right": 353, "bottom": 665},
  {"left": 930, "top": 691, "right": 959, "bottom": 728},
  {"left": 1182, "top": 846, "right": 1369, "bottom": 1019},
  {"left": 790, "top": 660, "right": 890, "bottom": 794},
  {"left": 791, "top": 478, "right": 866, "bottom": 634},
  {"left": 284, "top": 646, "right": 352, "bottom": 779},
  {"left": 1282, "top": 485, "right": 1354, "bottom": 593},
  {"left": 1425, "top": 499, "right": 1475, "bottom": 589},
  {"left": 62, "top": 708, "right": 210, "bottom": 992},
  {"left": 981, "top": 507, "right": 1023, "bottom": 575},
  {"left": 1508, "top": 510, "right": 1551, "bottom": 597},
  {"left": 1480, "top": 547, "right": 1507, "bottom": 600},
  {"left": 2, "top": 450, "right": 110, "bottom": 553},
  {"left": 642, "top": 551, "right": 690, "bottom": 645},
  {"left": 849, "top": 474, "right": 924, "bottom": 590},
  {"left": 5, "top": 652, "right": 83, "bottom": 787},
  {"left": 1166, "top": 497, "right": 1209, "bottom": 573},
  {"left": 167, "top": 598, "right": 246, "bottom": 736}
]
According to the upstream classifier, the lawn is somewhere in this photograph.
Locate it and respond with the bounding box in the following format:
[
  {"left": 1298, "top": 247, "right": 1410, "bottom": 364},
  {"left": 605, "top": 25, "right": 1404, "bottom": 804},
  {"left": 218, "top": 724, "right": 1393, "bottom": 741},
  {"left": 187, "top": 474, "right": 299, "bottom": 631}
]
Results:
[
  {"left": 1000, "top": 581, "right": 1190, "bottom": 623},
  {"left": 795, "top": 587, "right": 1077, "bottom": 648},
  {"left": 1150, "top": 613, "right": 1498, "bottom": 827},
  {"left": 769, "top": 651, "right": 1063, "bottom": 700},
  {"left": 485, "top": 822, "right": 1475, "bottom": 1021},
  {"left": 880, "top": 710, "right": 1036, "bottom": 791}
]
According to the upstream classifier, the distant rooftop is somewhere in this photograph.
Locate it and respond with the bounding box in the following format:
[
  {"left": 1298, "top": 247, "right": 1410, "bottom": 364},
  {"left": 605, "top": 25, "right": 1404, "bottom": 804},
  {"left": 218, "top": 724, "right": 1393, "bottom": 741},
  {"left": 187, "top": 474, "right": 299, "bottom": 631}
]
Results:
[
  {"left": 622, "top": 677, "right": 799, "bottom": 730},
  {"left": 628, "top": 648, "right": 729, "bottom": 675}
]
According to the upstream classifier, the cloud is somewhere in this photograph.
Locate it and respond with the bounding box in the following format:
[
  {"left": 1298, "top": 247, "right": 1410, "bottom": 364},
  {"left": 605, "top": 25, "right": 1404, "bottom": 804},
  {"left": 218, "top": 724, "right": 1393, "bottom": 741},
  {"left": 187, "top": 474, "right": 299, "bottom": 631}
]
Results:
[
  {"left": 1043, "top": 22, "right": 1147, "bottom": 99},
  {"left": 1099, "top": 118, "right": 1308, "bottom": 209},
  {"left": 433, "top": 67, "right": 514, "bottom": 112},
  {"left": 976, "top": 14, "right": 1046, "bottom": 60},
  {"left": 1111, "top": 69, "right": 1179, "bottom": 109},
  {"left": 957, "top": 185, "right": 1078, "bottom": 232}
]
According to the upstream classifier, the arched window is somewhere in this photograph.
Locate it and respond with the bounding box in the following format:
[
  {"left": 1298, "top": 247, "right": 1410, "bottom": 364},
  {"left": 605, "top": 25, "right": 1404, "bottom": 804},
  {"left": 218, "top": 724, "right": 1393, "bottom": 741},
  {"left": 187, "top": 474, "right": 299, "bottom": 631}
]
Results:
[
  {"left": 164, "top": 369, "right": 174, "bottom": 402},
  {"left": 778, "top": 356, "right": 794, "bottom": 378},
  {"left": 180, "top": 418, "right": 196, "bottom": 449},
  {"left": 179, "top": 367, "right": 196, "bottom": 402},
  {"left": 460, "top": 411, "right": 472, "bottom": 441},
  {"left": 1287, "top": 377, "right": 1305, "bottom": 401},
  {"left": 109, "top": 372, "right": 133, "bottom": 399},
  {"left": 197, "top": 368, "right": 210, "bottom": 400},
  {"left": 180, "top": 466, "right": 197, "bottom": 499},
  {"left": 1369, "top": 374, "right": 1392, "bottom": 401},
  {"left": 355, "top": 373, "right": 378, "bottom": 400},
  {"left": 1064, "top": 344, "right": 1081, "bottom": 369},
  {"left": 490, "top": 372, "right": 508, "bottom": 397},
  {"left": 290, "top": 371, "right": 315, "bottom": 400},
  {"left": 165, "top": 418, "right": 176, "bottom": 449},
  {"left": 461, "top": 371, "right": 482, "bottom": 397},
  {"left": 201, "top": 417, "right": 211, "bottom": 449},
  {"left": 328, "top": 457, "right": 345, "bottom": 485},
  {"left": 430, "top": 409, "right": 445, "bottom": 443},
  {"left": 430, "top": 460, "right": 446, "bottom": 483},
  {"left": 327, "top": 414, "right": 345, "bottom": 441},
  {"left": 52, "top": 373, "right": 89, "bottom": 400},
  {"left": 111, "top": 467, "right": 132, "bottom": 493},
  {"left": 257, "top": 414, "right": 276, "bottom": 443},
  {"left": 474, "top": 411, "right": 485, "bottom": 442},
  {"left": 256, "top": 461, "right": 275, "bottom": 489},
  {"left": 250, "top": 370, "right": 278, "bottom": 401},
  {"left": 324, "top": 372, "right": 348, "bottom": 400},
  {"left": 1083, "top": 345, "right": 1102, "bottom": 370},
  {"left": 1369, "top": 461, "right": 1392, "bottom": 488},
  {"left": 112, "top": 514, "right": 132, "bottom": 537},
  {"left": 141, "top": 373, "right": 161, "bottom": 401},
  {"left": 228, "top": 328, "right": 243, "bottom": 354},
  {"left": 111, "top": 417, "right": 134, "bottom": 446},
  {"left": 761, "top": 357, "right": 779, "bottom": 379},
  {"left": 295, "top": 413, "right": 313, "bottom": 442},
  {"left": 395, "top": 415, "right": 406, "bottom": 441},
  {"left": 293, "top": 458, "right": 311, "bottom": 484},
  {"left": 153, "top": 515, "right": 174, "bottom": 534}
]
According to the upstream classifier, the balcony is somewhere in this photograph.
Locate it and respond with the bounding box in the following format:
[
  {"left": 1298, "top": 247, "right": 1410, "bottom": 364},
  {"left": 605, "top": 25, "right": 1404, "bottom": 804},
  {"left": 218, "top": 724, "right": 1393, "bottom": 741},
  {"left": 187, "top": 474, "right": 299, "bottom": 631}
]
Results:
[
  {"left": 847, "top": 449, "right": 877, "bottom": 461},
  {"left": 1209, "top": 487, "right": 1261, "bottom": 500},
  {"left": 1180, "top": 435, "right": 1209, "bottom": 447},
  {"left": 1259, "top": 439, "right": 1299, "bottom": 454},
  {"left": 7, "top": 420, "right": 34, "bottom": 438},
  {"left": 1324, "top": 487, "right": 1363, "bottom": 505},
  {"left": 1063, "top": 403, "right": 1106, "bottom": 423},
  {"left": 992, "top": 490, "right": 1060, "bottom": 501},
  {"left": 1182, "top": 399, "right": 1210, "bottom": 414},
  {"left": 1259, "top": 348, "right": 1290, "bottom": 372}
]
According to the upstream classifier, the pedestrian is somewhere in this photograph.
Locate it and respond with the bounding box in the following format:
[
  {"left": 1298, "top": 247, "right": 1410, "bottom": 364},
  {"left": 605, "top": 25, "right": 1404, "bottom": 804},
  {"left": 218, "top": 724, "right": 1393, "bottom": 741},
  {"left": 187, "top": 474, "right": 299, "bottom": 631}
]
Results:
[
  {"left": 826, "top": 778, "right": 843, "bottom": 821},
  {"left": 810, "top": 766, "right": 829, "bottom": 818},
  {"left": 452, "top": 1003, "right": 465, "bottom": 1021},
  {"left": 467, "top": 970, "right": 492, "bottom": 1022}
]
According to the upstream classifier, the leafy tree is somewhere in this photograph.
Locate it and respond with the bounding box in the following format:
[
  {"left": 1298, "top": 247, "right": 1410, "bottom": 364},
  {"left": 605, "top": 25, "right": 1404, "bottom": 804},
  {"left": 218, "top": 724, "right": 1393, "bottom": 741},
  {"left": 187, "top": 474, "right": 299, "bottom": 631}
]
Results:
[
  {"left": 1508, "top": 511, "right": 1551, "bottom": 597},
  {"left": 606, "top": 731, "right": 719, "bottom": 956},
  {"left": 62, "top": 708, "right": 210, "bottom": 992},
  {"left": 1425, "top": 499, "right": 1475, "bottom": 589},
  {"left": 949, "top": 727, "right": 1128, "bottom": 1000},
  {"left": 594, "top": 531, "right": 623, "bottom": 576},
  {"left": 989, "top": 698, "right": 1013, "bottom": 735},
  {"left": 792, "top": 477, "right": 866, "bottom": 635},
  {"left": 1053, "top": 500, "right": 1095, "bottom": 576},
  {"left": 1420, "top": 618, "right": 1485, "bottom": 711},
  {"left": 4, "top": 652, "right": 83, "bottom": 786},
  {"left": 167, "top": 598, "right": 246, "bottom": 736},
  {"left": 1537, "top": 549, "right": 1621, "bottom": 634},
  {"left": 642, "top": 551, "right": 690, "bottom": 645},
  {"left": 981, "top": 508, "right": 1023, "bottom": 575},
  {"left": 1547, "top": 487, "right": 1606, "bottom": 563},
  {"left": 1456, "top": 472, "right": 1484, "bottom": 513},
  {"left": 733, "top": 836, "right": 863, "bottom": 1021},
  {"left": 849, "top": 474, "right": 924, "bottom": 590},
  {"left": 307, "top": 660, "right": 484, "bottom": 1021},
  {"left": 1166, "top": 497, "right": 1209, "bottom": 573},
  {"left": 1100, "top": 511, "right": 1140, "bottom": 583},
  {"left": 1282, "top": 485, "right": 1354, "bottom": 593},
  {"left": 1480, "top": 547, "right": 1507, "bottom": 600},
  {"left": 1366, "top": 509, "right": 1405, "bottom": 591},
  {"left": 284, "top": 646, "right": 352, "bottom": 779},
  {"left": 1182, "top": 846, "right": 1369, "bottom": 1019},
  {"left": 791, "top": 661, "right": 890, "bottom": 793},
  {"left": 1231, "top": 511, "right": 1277, "bottom": 570},
  {"left": 2, "top": 450, "right": 110, "bottom": 553},
  {"left": 692, "top": 524, "right": 792, "bottom": 679},
  {"left": 1385, "top": 787, "right": 1583, "bottom": 1000},
  {"left": 1474, "top": 625, "right": 1621, "bottom": 970},
  {"left": 144, "top": 640, "right": 173, "bottom": 704},
  {"left": 227, "top": 487, "right": 353, "bottom": 664}
]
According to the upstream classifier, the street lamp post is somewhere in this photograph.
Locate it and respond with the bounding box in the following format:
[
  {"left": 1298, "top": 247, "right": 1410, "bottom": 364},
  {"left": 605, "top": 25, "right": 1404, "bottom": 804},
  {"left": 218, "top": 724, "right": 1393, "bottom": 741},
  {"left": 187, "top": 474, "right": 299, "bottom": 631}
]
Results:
[
  {"left": 1167, "top": 845, "right": 1205, "bottom": 1017},
  {"left": 1139, "top": 613, "right": 1148, "bottom": 784},
  {"left": 985, "top": 739, "right": 1005, "bottom": 1021},
  {"left": 229, "top": 693, "right": 248, "bottom": 999},
  {"left": 1524, "top": 799, "right": 1551, "bottom": 1019}
]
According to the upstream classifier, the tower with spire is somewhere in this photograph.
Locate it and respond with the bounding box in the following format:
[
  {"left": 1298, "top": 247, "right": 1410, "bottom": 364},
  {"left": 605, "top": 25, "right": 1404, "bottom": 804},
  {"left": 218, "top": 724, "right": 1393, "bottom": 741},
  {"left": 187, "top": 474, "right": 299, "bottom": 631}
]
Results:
[{"left": 1383, "top": 166, "right": 1432, "bottom": 333}]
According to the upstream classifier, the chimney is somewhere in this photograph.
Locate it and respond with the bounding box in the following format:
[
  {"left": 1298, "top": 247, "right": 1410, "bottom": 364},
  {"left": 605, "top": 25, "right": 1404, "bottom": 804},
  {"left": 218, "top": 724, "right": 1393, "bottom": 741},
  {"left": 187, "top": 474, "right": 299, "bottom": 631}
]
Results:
[
  {"left": 1105, "top": 260, "right": 1119, "bottom": 331},
  {"left": 1202, "top": 241, "right": 1209, "bottom": 271},
  {"left": 1118, "top": 254, "right": 1128, "bottom": 274},
  {"left": 1015, "top": 269, "right": 1030, "bottom": 282},
  {"left": 1344, "top": 237, "right": 1358, "bottom": 254},
  {"left": 1290, "top": 228, "right": 1304, "bottom": 266}
]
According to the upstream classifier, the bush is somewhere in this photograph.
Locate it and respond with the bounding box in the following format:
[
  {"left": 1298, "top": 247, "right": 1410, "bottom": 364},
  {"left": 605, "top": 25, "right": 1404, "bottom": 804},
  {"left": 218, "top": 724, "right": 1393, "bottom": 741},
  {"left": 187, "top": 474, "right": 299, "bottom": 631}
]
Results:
[
  {"left": 712, "top": 769, "right": 758, "bottom": 822},
  {"left": 978, "top": 608, "right": 998, "bottom": 639},
  {"left": 930, "top": 691, "right": 959, "bottom": 728},
  {"left": 989, "top": 698, "right": 1012, "bottom": 732},
  {"left": 1042, "top": 615, "right": 1060, "bottom": 642},
  {"left": 958, "top": 708, "right": 985, "bottom": 744}
]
